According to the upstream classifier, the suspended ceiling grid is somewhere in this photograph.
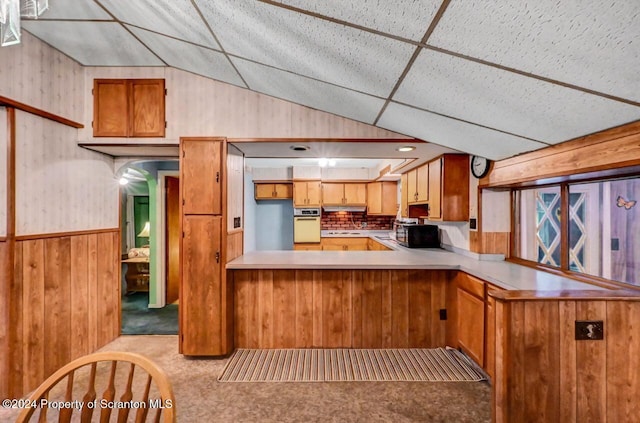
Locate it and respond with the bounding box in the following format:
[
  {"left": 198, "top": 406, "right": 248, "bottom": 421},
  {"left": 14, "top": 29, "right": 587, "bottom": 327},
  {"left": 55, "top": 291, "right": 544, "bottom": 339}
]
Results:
[{"left": 20, "top": 0, "right": 640, "bottom": 160}]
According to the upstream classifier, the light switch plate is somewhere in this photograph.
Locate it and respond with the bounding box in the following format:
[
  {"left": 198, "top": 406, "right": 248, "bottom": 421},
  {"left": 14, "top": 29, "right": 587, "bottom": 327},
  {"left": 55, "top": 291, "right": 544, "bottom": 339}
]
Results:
[{"left": 575, "top": 320, "right": 604, "bottom": 340}]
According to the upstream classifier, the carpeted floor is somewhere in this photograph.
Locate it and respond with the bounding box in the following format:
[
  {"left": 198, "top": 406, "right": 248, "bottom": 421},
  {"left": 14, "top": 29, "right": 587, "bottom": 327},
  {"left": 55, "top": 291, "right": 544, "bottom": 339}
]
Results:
[
  {"left": 121, "top": 292, "right": 178, "bottom": 335},
  {"left": 0, "top": 336, "right": 492, "bottom": 422}
]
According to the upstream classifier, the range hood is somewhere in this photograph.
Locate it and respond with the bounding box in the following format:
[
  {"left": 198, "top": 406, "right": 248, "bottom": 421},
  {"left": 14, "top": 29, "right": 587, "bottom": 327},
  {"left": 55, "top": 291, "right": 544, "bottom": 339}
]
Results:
[{"left": 322, "top": 206, "right": 367, "bottom": 213}]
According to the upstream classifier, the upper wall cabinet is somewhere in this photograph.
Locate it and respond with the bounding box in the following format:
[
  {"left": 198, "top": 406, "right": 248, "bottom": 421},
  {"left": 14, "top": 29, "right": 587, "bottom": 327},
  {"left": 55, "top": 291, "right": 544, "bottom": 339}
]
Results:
[
  {"left": 322, "top": 183, "right": 367, "bottom": 206},
  {"left": 181, "top": 139, "right": 222, "bottom": 215},
  {"left": 293, "top": 181, "right": 322, "bottom": 207},
  {"left": 367, "top": 181, "right": 397, "bottom": 215},
  {"left": 93, "top": 79, "right": 166, "bottom": 137}
]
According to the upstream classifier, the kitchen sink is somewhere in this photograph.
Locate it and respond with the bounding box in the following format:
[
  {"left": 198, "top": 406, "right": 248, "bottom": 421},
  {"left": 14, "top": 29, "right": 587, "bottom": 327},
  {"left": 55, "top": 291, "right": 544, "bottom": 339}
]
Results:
[{"left": 327, "top": 231, "right": 362, "bottom": 235}]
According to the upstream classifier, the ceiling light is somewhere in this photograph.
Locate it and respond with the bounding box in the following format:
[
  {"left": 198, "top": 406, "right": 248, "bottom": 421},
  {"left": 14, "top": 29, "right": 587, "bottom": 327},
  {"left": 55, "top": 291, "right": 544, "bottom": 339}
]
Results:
[
  {"left": 119, "top": 177, "right": 129, "bottom": 185},
  {"left": 289, "top": 145, "right": 310, "bottom": 152},
  {"left": 397, "top": 146, "right": 416, "bottom": 152},
  {"left": 328, "top": 159, "right": 336, "bottom": 167},
  {"left": 1, "top": 0, "right": 49, "bottom": 47},
  {"left": 318, "top": 158, "right": 328, "bottom": 167}
]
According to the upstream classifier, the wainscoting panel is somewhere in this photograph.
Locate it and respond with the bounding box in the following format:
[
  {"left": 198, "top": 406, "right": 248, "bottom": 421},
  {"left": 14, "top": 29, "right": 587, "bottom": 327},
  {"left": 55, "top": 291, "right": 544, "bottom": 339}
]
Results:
[
  {"left": 11, "top": 230, "right": 120, "bottom": 397},
  {"left": 232, "top": 269, "right": 451, "bottom": 349},
  {"left": 0, "top": 240, "right": 9, "bottom": 399}
]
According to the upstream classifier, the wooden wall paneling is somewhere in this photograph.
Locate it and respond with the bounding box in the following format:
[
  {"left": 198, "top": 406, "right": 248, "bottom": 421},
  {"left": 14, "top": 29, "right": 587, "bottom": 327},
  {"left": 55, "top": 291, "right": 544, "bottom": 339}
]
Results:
[
  {"left": 8, "top": 241, "right": 22, "bottom": 398},
  {"left": 493, "top": 298, "right": 509, "bottom": 423},
  {"left": 43, "top": 236, "right": 72, "bottom": 379},
  {"left": 0, "top": 241, "right": 7, "bottom": 398},
  {"left": 86, "top": 233, "right": 98, "bottom": 352},
  {"left": 408, "top": 271, "right": 432, "bottom": 347},
  {"left": 575, "top": 301, "right": 606, "bottom": 422},
  {"left": 606, "top": 301, "right": 640, "bottom": 422},
  {"left": 96, "top": 232, "right": 117, "bottom": 347},
  {"left": 390, "top": 270, "right": 409, "bottom": 348},
  {"left": 21, "top": 239, "right": 45, "bottom": 394},
  {"left": 233, "top": 269, "right": 258, "bottom": 348},
  {"left": 322, "top": 270, "right": 349, "bottom": 348},
  {"left": 312, "top": 270, "right": 324, "bottom": 348},
  {"left": 272, "top": 270, "right": 296, "bottom": 348},
  {"left": 380, "top": 270, "right": 393, "bottom": 348},
  {"left": 350, "top": 270, "right": 363, "bottom": 348},
  {"left": 558, "top": 301, "right": 577, "bottom": 422},
  {"left": 226, "top": 231, "right": 243, "bottom": 263},
  {"left": 295, "top": 270, "right": 314, "bottom": 347},
  {"left": 258, "top": 270, "right": 274, "bottom": 348},
  {"left": 430, "top": 271, "right": 448, "bottom": 348},
  {"left": 70, "top": 235, "right": 89, "bottom": 360},
  {"left": 523, "top": 301, "right": 560, "bottom": 422},
  {"left": 508, "top": 301, "right": 525, "bottom": 423}
]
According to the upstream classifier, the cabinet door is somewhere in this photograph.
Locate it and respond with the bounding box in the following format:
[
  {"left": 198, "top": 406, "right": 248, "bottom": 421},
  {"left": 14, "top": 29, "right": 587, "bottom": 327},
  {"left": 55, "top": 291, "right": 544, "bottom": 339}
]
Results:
[
  {"left": 306, "top": 181, "right": 322, "bottom": 206},
  {"left": 407, "top": 169, "right": 417, "bottom": 203},
  {"left": 93, "top": 79, "right": 128, "bottom": 137},
  {"left": 293, "top": 182, "right": 308, "bottom": 206},
  {"left": 381, "top": 181, "right": 398, "bottom": 215},
  {"left": 400, "top": 173, "right": 409, "bottom": 217},
  {"left": 321, "top": 238, "right": 345, "bottom": 250},
  {"left": 254, "top": 183, "right": 275, "bottom": 199},
  {"left": 344, "top": 183, "right": 367, "bottom": 205},
  {"left": 130, "top": 79, "right": 165, "bottom": 137},
  {"left": 322, "top": 183, "right": 345, "bottom": 205},
  {"left": 274, "top": 183, "right": 293, "bottom": 199},
  {"left": 181, "top": 140, "right": 222, "bottom": 215},
  {"left": 428, "top": 158, "right": 442, "bottom": 219},
  {"left": 367, "top": 182, "right": 382, "bottom": 214},
  {"left": 457, "top": 288, "right": 485, "bottom": 366},
  {"left": 342, "top": 237, "right": 368, "bottom": 250},
  {"left": 416, "top": 164, "right": 429, "bottom": 203},
  {"left": 181, "top": 215, "right": 222, "bottom": 355}
]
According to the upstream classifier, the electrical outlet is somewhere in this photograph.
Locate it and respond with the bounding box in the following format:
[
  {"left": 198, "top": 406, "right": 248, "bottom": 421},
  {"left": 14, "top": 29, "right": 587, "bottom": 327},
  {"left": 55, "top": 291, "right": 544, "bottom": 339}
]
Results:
[
  {"left": 575, "top": 320, "right": 604, "bottom": 340},
  {"left": 361, "top": 222, "right": 367, "bottom": 227}
]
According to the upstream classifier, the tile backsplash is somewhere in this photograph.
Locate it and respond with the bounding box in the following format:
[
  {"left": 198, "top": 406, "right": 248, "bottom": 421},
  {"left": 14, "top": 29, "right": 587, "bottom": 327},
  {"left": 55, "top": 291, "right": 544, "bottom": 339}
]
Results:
[{"left": 322, "top": 212, "right": 395, "bottom": 230}]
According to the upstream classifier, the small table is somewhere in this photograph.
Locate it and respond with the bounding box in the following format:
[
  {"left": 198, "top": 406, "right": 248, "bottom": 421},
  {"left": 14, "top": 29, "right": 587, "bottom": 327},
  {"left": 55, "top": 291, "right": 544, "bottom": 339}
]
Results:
[{"left": 122, "top": 257, "right": 150, "bottom": 294}]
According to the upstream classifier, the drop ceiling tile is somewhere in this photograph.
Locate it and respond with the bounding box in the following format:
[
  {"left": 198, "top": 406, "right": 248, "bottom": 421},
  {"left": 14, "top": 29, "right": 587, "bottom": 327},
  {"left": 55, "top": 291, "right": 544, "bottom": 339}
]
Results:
[
  {"left": 22, "top": 21, "right": 163, "bottom": 66},
  {"left": 429, "top": 0, "right": 640, "bottom": 103},
  {"left": 394, "top": 49, "right": 640, "bottom": 143},
  {"left": 378, "top": 103, "right": 548, "bottom": 160},
  {"left": 233, "top": 58, "right": 385, "bottom": 124},
  {"left": 272, "top": 0, "right": 441, "bottom": 41},
  {"left": 98, "top": 0, "right": 219, "bottom": 49},
  {"left": 36, "top": 0, "right": 111, "bottom": 19},
  {"left": 195, "top": 0, "right": 415, "bottom": 97},
  {"left": 127, "top": 26, "right": 244, "bottom": 87}
]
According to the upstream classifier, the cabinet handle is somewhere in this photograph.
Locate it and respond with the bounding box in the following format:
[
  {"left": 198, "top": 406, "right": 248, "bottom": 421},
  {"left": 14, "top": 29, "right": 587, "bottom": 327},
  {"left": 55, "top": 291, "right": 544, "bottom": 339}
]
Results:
[
  {"left": 216, "top": 171, "right": 220, "bottom": 183},
  {"left": 215, "top": 251, "right": 220, "bottom": 263}
]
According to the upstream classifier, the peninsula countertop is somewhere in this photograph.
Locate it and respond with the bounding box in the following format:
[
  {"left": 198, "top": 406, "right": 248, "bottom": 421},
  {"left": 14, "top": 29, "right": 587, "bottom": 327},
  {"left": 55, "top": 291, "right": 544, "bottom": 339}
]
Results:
[{"left": 227, "top": 231, "right": 608, "bottom": 292}]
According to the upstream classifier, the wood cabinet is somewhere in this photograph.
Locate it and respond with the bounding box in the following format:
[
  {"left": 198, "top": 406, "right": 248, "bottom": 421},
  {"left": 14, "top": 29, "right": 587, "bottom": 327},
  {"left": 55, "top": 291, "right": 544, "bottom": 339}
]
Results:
[
  {"left": 406, "top": 164, "right": 429, "bottom": 205},
  {"left": 322, "top": 183, "right": 367, "bottom": 206},
  {"left": 293, "top": 243, "right": 323, "bottom": 251},
  {"left": 367, "top": 182, "right": 397, "bottom": 215},
  {"left": 456, "top": 273, "right": 485, "bottom": 366},
  {"left": 254, "top": 183, "right": 293, "bottom": 200},
  {"left": 293, "top": 181, "right": 321, "bottom": 207},
  {"left": 181, "top": 140, "right": 222, "bottom": 215},
  {"left": 302, "top": 237, "right": 391, "bottom": 251},
  {"left": 367, "top": 238, "right": 392, "bottom": 251},
  {"left": 93, "top": 79, "right": 165, "bottom": 137},
  {"left": 427, "top": 155, "right": 469, "bottom": 221},
  {"left": 180, "top": 138, "right": 231, "bottom": 356},
  {"left": 400, "top": 173, "right": 409, "bottom": 217}
]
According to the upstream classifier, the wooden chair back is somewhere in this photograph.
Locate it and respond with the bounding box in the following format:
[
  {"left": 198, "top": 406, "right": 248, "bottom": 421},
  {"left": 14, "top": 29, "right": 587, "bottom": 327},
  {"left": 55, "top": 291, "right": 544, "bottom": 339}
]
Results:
[{"left": 16, "top": 351, "right": 176, "bottom": 422}]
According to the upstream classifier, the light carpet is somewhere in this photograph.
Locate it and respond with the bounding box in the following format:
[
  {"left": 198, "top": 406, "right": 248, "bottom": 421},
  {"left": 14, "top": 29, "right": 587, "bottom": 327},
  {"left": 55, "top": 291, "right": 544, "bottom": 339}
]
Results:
[{"left": 219, "top": 347, "right": 486, "bottom": 382}]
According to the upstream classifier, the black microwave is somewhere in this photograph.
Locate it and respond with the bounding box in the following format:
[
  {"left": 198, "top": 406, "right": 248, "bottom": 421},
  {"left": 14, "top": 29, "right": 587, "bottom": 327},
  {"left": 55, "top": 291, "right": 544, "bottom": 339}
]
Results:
[{"left": 396, "top": 224, "right": 440, "bottom": 248}]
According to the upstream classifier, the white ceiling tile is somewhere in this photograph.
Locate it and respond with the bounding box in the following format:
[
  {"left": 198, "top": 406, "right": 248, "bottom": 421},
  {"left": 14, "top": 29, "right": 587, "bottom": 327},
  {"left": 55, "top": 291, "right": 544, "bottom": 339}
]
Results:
[
  {"left": 127, "top": 26, "right": 245, "bottom": 88},
  {"left": 394, "top": 49, "right": 640, "bottom": 143},
  {"left": 234, "top": 58, "right": 385, "bottom": 124},
  {"left": 194, "top": 0, "right": 415, "bottom": 97},
  {"left": 429, "top": 0, "right": 640, "bottom": 103},
  {"left": 22, "top": 22, "right": 163, "bottom": 66},
  {"left": 35, "top": 0, "right": 111, "bottom": 19},
  {"left": 272, "top": 0, "right": 441, "bottom": 41},
  {"left": 378, "top": 103, "right": 548, "bottom": 160},
  {"left": 98, "top": 0, "right": 219, "bottom": 49}
]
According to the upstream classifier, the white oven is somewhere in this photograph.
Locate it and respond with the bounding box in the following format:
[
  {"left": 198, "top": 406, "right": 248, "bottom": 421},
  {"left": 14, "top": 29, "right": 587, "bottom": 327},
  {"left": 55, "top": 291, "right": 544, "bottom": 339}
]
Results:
[{"left": 293, "top": 208, "right": 321, "bottom": 243}]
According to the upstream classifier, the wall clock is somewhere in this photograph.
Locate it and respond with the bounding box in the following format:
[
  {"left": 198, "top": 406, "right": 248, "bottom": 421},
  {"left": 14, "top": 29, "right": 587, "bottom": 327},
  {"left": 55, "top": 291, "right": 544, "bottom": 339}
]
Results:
[{"left": 471, "top": 156, "right": 491, "bottom": 178}]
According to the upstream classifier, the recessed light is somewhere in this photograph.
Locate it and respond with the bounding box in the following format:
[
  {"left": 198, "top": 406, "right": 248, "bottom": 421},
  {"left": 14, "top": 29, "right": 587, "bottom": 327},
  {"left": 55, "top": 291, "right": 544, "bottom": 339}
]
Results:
[
  {"left": 397, "top": 146, "right": 416, "bottom": 152},
  {"left": 290, "top": 145, "right": 310, "bottom": 151}
]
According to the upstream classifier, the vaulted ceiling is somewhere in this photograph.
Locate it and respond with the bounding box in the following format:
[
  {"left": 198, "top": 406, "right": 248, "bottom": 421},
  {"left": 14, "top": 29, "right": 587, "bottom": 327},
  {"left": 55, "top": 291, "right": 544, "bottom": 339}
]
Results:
[{"left": 21, "top": 0, "right": 640, "bottom": 160}]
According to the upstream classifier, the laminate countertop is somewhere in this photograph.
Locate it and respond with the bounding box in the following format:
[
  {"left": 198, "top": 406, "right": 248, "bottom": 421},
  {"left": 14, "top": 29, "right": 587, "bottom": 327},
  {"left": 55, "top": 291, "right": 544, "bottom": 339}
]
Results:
[{"left": 227, "top": 231, "right": 610, "bottom": 292}]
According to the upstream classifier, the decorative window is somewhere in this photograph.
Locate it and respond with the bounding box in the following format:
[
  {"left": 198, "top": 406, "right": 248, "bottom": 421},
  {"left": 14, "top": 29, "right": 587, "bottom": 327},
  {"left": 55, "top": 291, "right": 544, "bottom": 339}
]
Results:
[{"left": 514, "top": 176, "right": 639, "bottom": 287}]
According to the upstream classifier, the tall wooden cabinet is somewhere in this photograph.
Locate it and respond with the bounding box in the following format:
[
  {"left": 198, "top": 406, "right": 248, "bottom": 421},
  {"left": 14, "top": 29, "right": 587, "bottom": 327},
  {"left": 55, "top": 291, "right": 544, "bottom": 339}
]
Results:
[{"left": 179, "top": 138, "right": 232, "bottom": 356}]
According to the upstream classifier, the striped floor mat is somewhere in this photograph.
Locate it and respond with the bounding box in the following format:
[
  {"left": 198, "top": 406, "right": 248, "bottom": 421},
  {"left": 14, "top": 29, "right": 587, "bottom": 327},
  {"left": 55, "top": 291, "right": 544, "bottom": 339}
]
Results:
[{"left": 218, "top": 348, "right": 486, "bottom": 382}]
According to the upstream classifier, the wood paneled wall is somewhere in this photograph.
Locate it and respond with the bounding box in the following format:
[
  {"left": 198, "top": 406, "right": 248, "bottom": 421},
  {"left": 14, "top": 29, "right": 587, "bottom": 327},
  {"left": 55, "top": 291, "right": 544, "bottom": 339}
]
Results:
[
  {"left": 0, "top": 240, "right": 9, "bottom": 399},
  {"left": 231, "top": 269, "right": 451, "bottom": 349},
  {"left": 493, "top": 297, "right": 640, "bottom": 423},
  {"left": 470, "top": 231, "right": 510, "bottom": 256},
  {"left": 8, "top": 230, "right": 120, "bottom": 398},
  {"left": 226, "top": 230, "right": 243, "bottom": 263},
  {"left": 483, "top": 120, "right": 640, "bottom": 187}
]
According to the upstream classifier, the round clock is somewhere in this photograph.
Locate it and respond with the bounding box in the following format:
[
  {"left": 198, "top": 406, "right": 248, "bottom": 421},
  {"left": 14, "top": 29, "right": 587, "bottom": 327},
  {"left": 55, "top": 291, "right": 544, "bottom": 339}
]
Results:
[{"left": 471, "top": 156, "right": 491, "bottom": 178}]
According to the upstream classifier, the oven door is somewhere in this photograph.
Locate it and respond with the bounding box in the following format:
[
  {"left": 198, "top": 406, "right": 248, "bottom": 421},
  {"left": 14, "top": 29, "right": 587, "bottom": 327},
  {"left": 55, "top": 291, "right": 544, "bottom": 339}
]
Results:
[{"left": 294, "top": 216, "right": 321, "bottom": 243}]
